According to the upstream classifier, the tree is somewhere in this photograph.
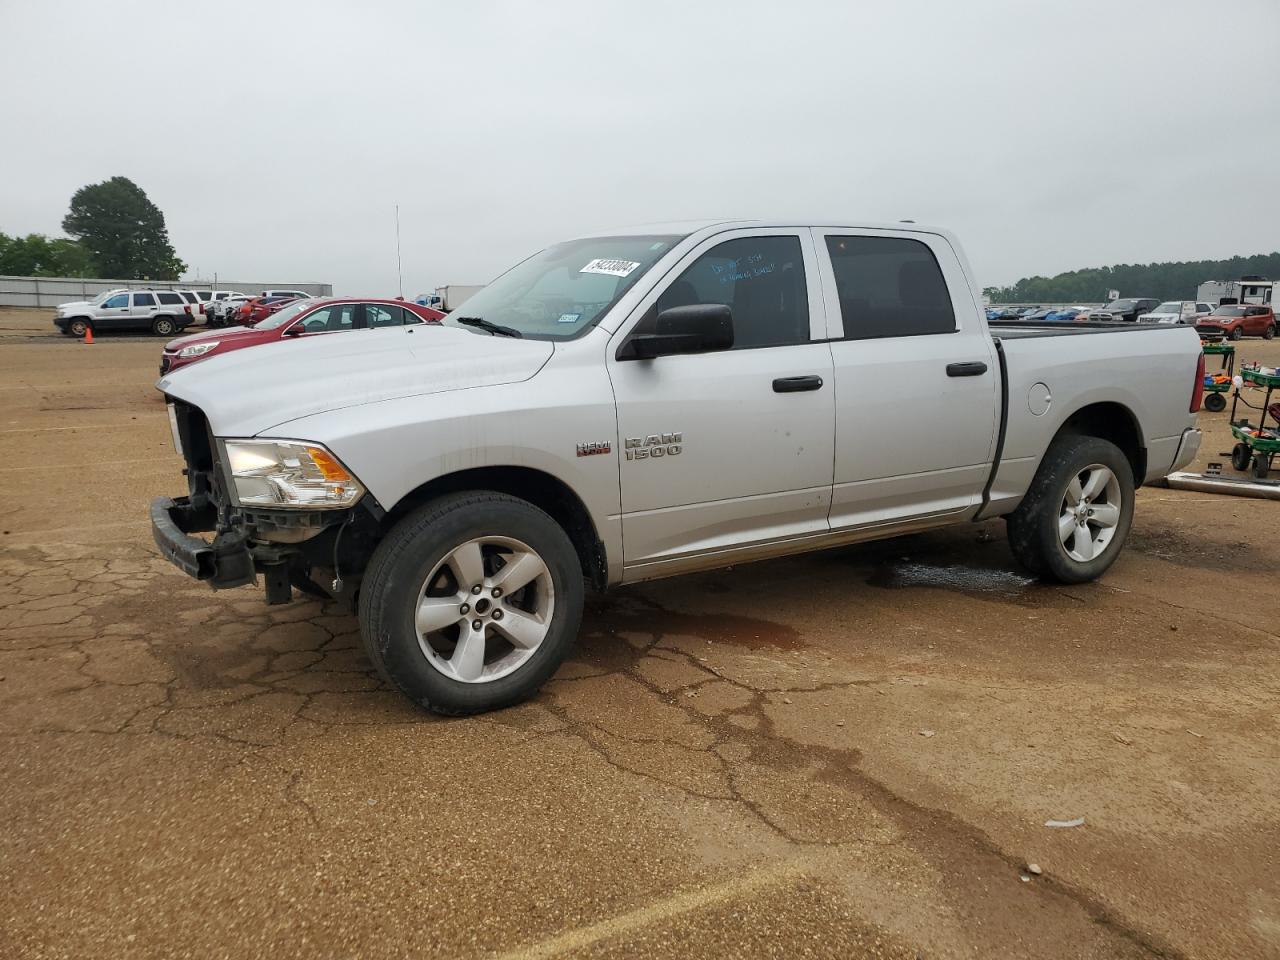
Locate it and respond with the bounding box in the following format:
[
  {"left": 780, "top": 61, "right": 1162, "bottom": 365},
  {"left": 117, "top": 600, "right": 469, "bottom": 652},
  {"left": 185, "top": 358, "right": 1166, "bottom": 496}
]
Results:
[
  {"left": 61, "top": 176, "right": 185, "bottom": 280},
  {"left": 0, "top": 232, "right": 97, "bottom": 276},
  {"left": 986, "top": 252, "right": 1280, "bottom": 303}
]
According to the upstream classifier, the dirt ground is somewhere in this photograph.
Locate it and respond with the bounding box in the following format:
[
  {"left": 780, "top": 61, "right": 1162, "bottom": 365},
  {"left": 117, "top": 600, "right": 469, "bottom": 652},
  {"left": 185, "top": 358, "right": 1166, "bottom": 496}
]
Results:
[{"left": 1, "top": 305, "right": 1278, "bottom": 960}]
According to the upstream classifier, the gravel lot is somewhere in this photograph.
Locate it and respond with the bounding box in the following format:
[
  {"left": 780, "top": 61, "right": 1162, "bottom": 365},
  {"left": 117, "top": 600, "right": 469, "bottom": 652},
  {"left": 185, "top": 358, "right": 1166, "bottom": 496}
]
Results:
[{"left": 1, "top": 306, "right": 1278, "bottom": 959}]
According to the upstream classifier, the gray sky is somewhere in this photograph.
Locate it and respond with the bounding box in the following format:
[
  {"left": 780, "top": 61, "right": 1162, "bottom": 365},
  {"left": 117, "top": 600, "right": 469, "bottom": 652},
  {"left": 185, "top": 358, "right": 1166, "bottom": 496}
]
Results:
[{"left": 2, "top": 0, "right": 1277, "bottom": 295}]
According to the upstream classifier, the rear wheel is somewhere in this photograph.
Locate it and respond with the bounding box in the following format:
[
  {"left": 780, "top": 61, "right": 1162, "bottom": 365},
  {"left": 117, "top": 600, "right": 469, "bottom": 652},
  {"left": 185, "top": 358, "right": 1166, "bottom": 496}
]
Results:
[
  {"left": 1006, "top": 435, "right": 1134, "bottom": 584},
  {"left": 1203, "top": 392, "right": 1226, "bottom": 412},
  {"left": 1232, "top": 443, "right": 1253, "bottom": 472},
  {"left": 358, "top": 491, "right": 584, "bottom": 715},
  {"left": 152, "top": 316, "right": 176, "bottom": 336},
  {"left": 1264, "top": 325, "right": 1276, "bottom": 341},
  {"left": 68, "top": 318, "right": 89, "bottom": 337}
]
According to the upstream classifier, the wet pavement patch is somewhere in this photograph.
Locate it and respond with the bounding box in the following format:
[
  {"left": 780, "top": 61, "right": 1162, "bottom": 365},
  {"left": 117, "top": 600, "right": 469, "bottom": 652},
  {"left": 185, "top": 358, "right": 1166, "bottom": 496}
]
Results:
[{"left": 866, "top": 561, "right": 1035, "bottom": 598}]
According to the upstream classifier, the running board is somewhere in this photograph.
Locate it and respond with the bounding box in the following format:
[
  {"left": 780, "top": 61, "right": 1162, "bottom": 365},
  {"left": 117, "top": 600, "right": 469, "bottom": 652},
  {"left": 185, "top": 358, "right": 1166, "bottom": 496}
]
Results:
[{"left": 1165, "top": 471, "right": 1280, "bottom": 500}]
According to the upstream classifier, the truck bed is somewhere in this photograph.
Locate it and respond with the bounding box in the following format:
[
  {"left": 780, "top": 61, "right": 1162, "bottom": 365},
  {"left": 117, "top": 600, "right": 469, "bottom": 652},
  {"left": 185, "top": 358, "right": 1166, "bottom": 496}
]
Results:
[{"left": 989, "top": 320, "right": 1183, "bottom": 339}]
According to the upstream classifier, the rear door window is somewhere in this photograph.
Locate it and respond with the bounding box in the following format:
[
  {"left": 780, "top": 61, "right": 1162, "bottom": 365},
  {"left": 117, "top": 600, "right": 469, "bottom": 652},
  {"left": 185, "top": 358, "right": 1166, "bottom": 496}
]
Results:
[
  {"left": 156, "top": 292, "right": 183, "bottom": 305},
  {"left": 825, "top": 236, "right": 955, "bottom": 339},
  {"left": 132, "top": 293, "right": 156, "bottom": 307},
  {"left": 365, "top": 304, "right": 407, "bottom": 328}
]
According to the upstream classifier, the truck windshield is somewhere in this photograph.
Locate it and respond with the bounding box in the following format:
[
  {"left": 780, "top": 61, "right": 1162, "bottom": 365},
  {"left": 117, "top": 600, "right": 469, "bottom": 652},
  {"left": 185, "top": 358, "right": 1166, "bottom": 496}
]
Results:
[
  {"left": 1153, "top": 302, "right": 1180, "bottom": 314},
  {"left": 1105, "top": 299, "right": 1137, "bottom": 311},
  {"left": 441, "top": 235, "right": 681, "bottom": 341}
]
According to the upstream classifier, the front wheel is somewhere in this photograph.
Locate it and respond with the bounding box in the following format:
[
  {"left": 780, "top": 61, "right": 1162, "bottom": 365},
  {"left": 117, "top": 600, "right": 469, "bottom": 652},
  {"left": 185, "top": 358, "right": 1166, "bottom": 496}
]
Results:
[
  {"left": 1006, "top": 435, "right": 1135, "bottom": 584},
  {"left": 68, "top": 318, "right": 90, "bottom": 337},
  {"left": 152, "top": 316, "right": 176, "bottom": 336},
  {"left": 358, "top": 491, "right": 584, "bottom": 715},
  {"left": 1203, "top": 392, "right": 1226, "bottom": 412},
  {"left": 1230, "top": 325, "right": 1244, "bottom": 341}
]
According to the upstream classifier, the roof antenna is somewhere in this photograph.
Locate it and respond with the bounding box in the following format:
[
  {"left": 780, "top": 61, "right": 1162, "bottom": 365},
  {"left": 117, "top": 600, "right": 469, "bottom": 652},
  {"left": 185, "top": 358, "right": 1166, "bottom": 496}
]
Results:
[{"left": 899, "top": 219, "right": 916, "bottom": 223}]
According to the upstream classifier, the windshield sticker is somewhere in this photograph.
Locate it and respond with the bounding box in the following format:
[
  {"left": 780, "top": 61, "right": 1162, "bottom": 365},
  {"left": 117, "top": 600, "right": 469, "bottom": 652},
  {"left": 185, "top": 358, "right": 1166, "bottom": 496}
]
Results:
[
  {"left": 557, "top": 313, "right": 581, "bottom": 324},
  {"left": 580, "top": 258, "right": 641, "bottom": 278}
]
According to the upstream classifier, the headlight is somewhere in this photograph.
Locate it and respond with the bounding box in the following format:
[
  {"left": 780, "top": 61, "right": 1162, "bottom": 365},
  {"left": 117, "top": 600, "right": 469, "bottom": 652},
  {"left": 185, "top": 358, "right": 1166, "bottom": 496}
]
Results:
[
  {"left": 177, "top": 341, "right": 219, "bottom": 358},
  {"left": 223, "top": 440, "right": 364, "bottom": 509}
]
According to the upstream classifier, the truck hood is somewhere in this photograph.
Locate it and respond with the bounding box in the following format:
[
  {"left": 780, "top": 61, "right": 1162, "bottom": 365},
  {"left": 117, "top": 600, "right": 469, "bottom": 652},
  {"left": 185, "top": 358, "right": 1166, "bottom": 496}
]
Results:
[{"left": 156, "top": 324, "right": 554, "bottom": 437}]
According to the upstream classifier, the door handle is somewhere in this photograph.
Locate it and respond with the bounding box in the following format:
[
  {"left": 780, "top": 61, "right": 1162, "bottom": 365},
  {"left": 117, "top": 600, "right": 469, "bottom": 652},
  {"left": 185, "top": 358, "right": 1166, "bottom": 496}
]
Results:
[
  {"left": 946, "top": 361, "right": 988, "bottom": 377},
  {"left": 773, "top": 375, "right": 824, "bottom": 393}
]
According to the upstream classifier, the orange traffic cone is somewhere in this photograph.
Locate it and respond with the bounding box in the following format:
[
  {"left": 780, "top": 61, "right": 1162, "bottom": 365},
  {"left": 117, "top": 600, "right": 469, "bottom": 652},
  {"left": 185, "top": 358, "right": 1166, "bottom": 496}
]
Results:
[{"left": 83, "top": 326, "right": 94, "bottom": 344}]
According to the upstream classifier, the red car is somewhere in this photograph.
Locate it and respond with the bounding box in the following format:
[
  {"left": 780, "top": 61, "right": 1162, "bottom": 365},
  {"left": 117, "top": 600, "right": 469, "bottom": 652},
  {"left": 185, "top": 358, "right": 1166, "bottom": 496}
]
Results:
[
  {"left": 234, "top": 295, "right": 297, "bottom": 326},
  {"left": 1195, "top": 304, "right": 1277, "bottom": 341},
  {"left": 159, "top": 298, "right": 444, "bottom": 374}
]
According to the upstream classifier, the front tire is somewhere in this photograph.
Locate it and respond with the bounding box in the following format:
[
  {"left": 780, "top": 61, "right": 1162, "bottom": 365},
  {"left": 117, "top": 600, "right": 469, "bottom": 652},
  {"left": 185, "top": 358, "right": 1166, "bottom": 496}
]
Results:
[
  {"left": 68, "top": 318, "right": 89, "bottom": 337},
  {"left": 152, "top": 316, "right": 176, "bottom": 336},
  {"left": 358, "top": 491, "right": 584, "bottom": 715},
  {"left": 1006, "top": 435, "right": 1135, "bottom": 584},
  {"left": 1230, "top": 325, "right": 1244, "bottom": 341}
]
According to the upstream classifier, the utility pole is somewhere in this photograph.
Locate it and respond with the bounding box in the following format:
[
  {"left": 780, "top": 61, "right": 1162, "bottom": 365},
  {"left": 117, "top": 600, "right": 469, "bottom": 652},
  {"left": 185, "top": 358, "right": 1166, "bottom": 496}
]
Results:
[{"left": 395, "top": 204, "right": 403, "bottom": 299}]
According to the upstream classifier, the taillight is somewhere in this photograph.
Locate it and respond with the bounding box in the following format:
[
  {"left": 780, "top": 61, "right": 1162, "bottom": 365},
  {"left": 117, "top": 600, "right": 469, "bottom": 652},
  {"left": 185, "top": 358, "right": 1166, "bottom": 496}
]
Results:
[{"left": 1190, "top": 351, "right": 1205, "bottom": 412}]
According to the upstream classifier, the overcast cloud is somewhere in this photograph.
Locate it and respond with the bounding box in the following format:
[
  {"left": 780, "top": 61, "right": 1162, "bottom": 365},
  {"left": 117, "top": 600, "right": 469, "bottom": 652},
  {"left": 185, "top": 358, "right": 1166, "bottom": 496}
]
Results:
[{"left": 2, "top": 0, "right": 1277, "bottom": 295}]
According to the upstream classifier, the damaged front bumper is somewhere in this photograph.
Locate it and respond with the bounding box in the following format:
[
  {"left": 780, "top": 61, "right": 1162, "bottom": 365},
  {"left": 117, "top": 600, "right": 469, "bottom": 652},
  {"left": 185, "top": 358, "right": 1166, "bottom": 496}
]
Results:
[{"left": 150, "top": 495, "right": 256, "bottom": 589}]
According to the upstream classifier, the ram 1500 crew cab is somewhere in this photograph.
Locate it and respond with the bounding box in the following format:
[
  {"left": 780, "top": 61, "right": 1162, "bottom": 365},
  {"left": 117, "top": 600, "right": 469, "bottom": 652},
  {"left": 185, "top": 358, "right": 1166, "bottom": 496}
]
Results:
[{"left": 152, "top": 220, "right": 1204, "bottom": 715}]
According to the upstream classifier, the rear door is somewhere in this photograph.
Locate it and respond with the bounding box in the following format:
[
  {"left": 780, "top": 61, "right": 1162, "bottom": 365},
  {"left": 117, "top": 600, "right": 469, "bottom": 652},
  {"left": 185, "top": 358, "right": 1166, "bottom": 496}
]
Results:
[
  {"left": 607, "top": 229, "right": 835, "bottom": 577},
  {"left": 814, "top": 229, "right": 998, "bottom": 530},
  {"left": 126, "top": 292, "right": 157, "bottom": 329}
]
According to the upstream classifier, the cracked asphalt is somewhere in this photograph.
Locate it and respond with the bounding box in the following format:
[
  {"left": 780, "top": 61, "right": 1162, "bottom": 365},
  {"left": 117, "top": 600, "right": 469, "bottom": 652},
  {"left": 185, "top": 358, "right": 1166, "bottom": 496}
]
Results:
[{"left": 2, "top": 308, "right": 1279, "bottom": 959}]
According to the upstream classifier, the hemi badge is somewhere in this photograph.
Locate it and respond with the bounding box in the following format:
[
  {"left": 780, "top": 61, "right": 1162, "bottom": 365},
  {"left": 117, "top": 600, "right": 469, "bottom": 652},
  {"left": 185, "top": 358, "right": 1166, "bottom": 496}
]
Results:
[{"left": 576, "top": 441, "right": 612, "bottom": 457}]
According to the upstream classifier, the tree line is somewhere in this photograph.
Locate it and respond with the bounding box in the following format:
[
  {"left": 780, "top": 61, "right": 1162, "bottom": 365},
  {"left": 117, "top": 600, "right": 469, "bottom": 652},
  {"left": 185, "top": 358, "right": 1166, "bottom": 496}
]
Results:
[
  {"left": 0, "top": 176, "right": 185, "bottom": 280},
  {"left": 984, "top": 252, "right": 1280, "bottom": 304}
]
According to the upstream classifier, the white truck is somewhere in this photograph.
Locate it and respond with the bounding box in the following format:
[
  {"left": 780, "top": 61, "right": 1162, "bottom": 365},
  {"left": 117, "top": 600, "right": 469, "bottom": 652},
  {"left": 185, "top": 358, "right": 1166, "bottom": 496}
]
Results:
[
  {"left": 152, "top": 219, "right": 1204, "bottom": 715},
  {"left": 416, "top": 284, "right": 484, "bottom": 312}
]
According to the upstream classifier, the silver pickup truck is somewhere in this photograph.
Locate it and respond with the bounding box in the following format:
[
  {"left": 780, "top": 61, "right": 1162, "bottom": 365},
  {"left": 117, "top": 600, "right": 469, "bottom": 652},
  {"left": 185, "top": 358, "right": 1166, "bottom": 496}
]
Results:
[{"left": 152, "top": 220, "right": 1204, "bottom": 714}]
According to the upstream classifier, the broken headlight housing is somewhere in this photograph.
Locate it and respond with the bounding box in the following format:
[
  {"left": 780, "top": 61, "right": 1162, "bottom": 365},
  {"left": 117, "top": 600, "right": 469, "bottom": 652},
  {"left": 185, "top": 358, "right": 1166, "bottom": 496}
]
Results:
[{"left": 223, "top": 440, "right": 364, "bottom": 509}]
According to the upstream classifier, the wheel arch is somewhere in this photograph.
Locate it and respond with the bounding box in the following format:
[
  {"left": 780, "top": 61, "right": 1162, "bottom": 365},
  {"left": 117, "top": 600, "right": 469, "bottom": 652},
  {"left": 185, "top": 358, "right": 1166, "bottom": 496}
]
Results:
[
  {"left": 1052, "top": 401, "right": 1145, "bottom": 485},
  {"left": 386, "top": 466, "right": 608, "bottom": 591}
]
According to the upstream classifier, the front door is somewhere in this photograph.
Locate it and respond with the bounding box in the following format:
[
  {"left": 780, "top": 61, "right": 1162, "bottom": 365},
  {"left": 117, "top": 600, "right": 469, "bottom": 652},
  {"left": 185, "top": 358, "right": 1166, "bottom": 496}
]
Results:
[
  {"left": 813, "top": 229, "right": 999, "bottom": 530},
  {"left": 607, "top": 229, "right": 835, "bottom": 579},
  {"left": 92, "top": 292, "right": 131, "bottom": 328}
]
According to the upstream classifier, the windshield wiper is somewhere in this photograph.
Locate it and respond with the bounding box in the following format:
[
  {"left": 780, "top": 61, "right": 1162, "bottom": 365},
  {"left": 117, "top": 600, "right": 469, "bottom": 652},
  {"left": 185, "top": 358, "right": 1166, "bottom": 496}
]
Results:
[{"left": 455, "top": 317, "right": 522, "bottom": 338}]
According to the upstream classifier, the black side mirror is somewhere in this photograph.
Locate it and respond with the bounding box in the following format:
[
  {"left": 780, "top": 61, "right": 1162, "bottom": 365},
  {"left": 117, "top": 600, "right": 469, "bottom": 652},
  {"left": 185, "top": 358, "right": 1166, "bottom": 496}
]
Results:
[
  {"left": 621, "top": 304, "right": 734, "bottom": 360},
  {"left": 283, "top": 325, "right": 303, "bottom": 336}
]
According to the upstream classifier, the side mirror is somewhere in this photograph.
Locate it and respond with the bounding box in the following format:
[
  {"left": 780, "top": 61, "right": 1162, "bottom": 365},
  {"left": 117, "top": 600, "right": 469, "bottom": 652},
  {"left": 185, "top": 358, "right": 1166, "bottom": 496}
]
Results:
[
  {"left": 283, "top": 325, "right": 303, "bottom": 336},
  {"left": 621, "top": 304, "right": 734, "bottom": 360}
]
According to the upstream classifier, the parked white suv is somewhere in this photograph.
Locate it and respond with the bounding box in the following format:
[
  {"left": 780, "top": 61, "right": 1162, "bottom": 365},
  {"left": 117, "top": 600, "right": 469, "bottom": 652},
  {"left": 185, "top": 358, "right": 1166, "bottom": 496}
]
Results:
[
  {"left": 54, "top": 289, "right": 194, "bottom": 336},
  {"left": 1138, "top": 301, "right": 1213, "bottom": 325},
  {"left": 262, "top": 289, "right": 311, "bottom": 299}
]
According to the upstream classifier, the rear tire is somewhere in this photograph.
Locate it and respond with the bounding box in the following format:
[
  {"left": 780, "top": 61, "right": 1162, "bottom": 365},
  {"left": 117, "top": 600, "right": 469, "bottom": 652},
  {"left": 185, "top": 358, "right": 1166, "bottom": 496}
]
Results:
[
  {"left": 152, "top": 316, "right": 176, "bottom": 336},
  {"left": 1264, "top": 325, "right": 1276, "bottom": 341},
  {"left": 1254, "top": 456, "right": 1272, "bottom": 481},
  {"left": 1006, "top": 435, "right": 1135, "bottom": 584},
  {"left": 1203, "top": 392, "right": 1226, "bottom": 412},
  {"left": 1232, "top": 443, "right": 1252, "bottom": 472},
  {"left": 358, "top": 491, "right": 584, "bottom": 715}
]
